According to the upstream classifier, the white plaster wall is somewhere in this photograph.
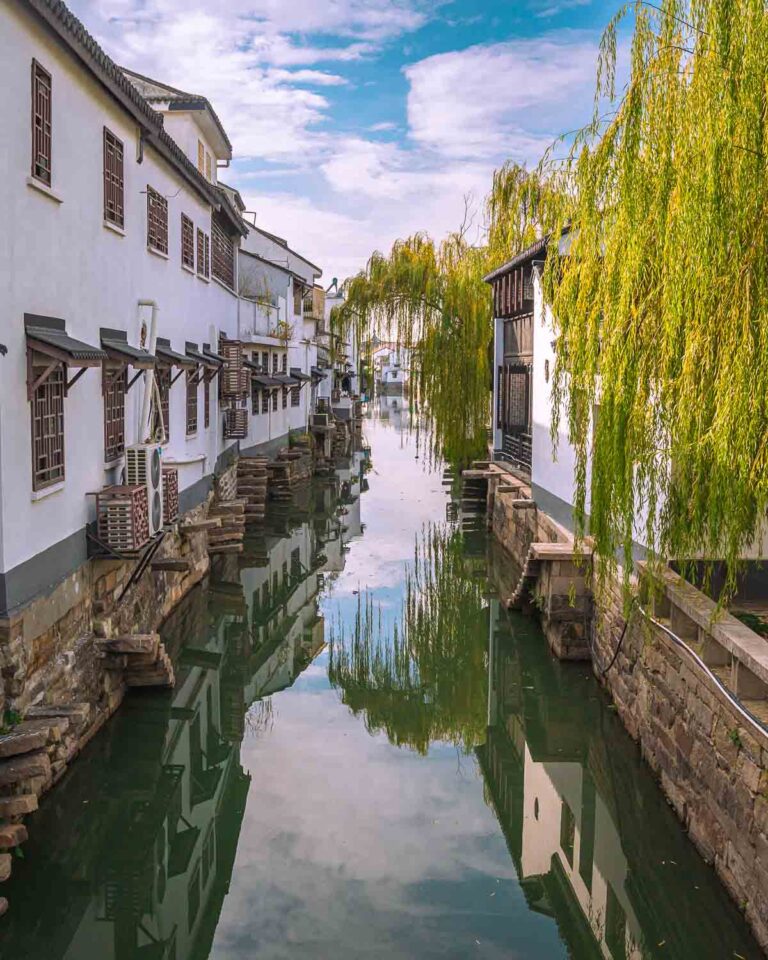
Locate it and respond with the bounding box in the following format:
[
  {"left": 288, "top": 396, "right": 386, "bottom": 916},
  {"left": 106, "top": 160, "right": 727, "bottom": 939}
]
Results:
[
  {"left": 161, "top": 112, "right": 218, "bottom": 184},
  {"left": 530, "top": 273, "right": 585, "bottom": 513},
  {"left": 0, "top": 4, "right": 239, "bottom": 575},
  {"left": 492, "top": 316, "right": 504, "bottom": 451}
]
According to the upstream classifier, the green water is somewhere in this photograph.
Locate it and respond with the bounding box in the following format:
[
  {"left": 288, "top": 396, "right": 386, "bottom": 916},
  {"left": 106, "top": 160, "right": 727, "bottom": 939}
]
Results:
[{"left": 0, "top": 408, "right": 762, "bottom": 959}]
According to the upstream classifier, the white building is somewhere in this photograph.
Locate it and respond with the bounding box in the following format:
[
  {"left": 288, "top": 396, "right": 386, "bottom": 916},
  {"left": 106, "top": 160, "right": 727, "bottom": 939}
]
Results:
[
  {"left": 372, "top": 343, "right": 409, "bottom": 396},
  {"left": 0, "top": 0, "right": 326, "bottom": 621}
]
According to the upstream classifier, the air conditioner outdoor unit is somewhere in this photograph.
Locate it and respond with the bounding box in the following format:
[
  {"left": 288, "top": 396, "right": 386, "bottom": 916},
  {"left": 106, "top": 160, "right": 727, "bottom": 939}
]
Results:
[{"left": 126, "top": 443, "right": 164, "bottom": 536}]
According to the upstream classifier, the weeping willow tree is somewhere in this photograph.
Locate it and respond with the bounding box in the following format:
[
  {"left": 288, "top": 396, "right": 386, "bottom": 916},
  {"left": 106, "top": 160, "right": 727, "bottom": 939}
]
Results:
[
  {"left": 333, "top": 165, "right": 547, "bottom": 465},
  {"left": 328, "top": 524, "right": 489, "bottom": 754},
  {"left": 536, "top": 0, "right": 768, "bottom": 589}
]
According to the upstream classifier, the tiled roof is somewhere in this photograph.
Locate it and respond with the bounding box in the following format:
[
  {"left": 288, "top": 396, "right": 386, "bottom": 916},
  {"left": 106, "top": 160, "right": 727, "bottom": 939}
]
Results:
[
  {"left": 26, "top": 0, "right": 240, "bottom": 232},
  {"left": 122, "top": 67, "right": 233, "bottom": 154},
  {"left": 482, "top": 236, "right": 550, "bottom": 283}
]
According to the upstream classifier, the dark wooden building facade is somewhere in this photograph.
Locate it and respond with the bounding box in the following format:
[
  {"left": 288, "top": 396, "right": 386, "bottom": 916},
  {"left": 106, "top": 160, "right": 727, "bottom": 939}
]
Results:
[{"left": 485, "top": 238, "right": 546, "bottom": 473}]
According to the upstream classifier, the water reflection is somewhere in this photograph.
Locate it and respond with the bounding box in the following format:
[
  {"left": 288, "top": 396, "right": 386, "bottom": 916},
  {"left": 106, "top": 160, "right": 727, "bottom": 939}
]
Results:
[
  {"left": 480, "top": 599, "right": 763, "bottom": 960},
  {"left": 330, "top": 525, "right": 488, "bottom": 754},
  {"left": 0, "top": 470, "right": 363, "bottom": 960}
]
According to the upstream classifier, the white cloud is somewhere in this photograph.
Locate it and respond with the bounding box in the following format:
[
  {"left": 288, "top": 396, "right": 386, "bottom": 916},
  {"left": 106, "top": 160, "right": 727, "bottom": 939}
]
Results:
[
  {"left": 404, "top": 35, "right": 600, "bottom": 160},
  {"left": 368, "top": 121, "right": 398, "bottom": 132}
]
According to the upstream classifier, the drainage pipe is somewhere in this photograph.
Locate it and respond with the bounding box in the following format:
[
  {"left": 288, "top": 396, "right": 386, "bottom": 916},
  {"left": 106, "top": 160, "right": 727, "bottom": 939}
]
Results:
[{"left": 137, "top": 300, "right": 159, "bottom": 444}]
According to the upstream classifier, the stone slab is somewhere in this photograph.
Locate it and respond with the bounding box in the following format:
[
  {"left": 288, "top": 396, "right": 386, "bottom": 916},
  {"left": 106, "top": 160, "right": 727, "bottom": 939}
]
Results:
[
  {"left": 0, "top": 824, "right": 28, "bottom": 849},
  {"left": 0, "top": 750, "right": 51, "bottom": 788},
  {"left": 0, "top": 794, "right": 38, "bottom": 818}
]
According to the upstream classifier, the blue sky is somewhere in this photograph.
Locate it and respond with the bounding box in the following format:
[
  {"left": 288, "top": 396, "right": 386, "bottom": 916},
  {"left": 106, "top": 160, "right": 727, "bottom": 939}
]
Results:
[{"left": 73, "top": 0, "right": 618, "bottom": 279}]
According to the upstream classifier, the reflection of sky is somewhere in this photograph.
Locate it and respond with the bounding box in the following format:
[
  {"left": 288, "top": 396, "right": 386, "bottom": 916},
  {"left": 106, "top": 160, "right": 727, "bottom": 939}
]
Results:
[{"left": 211, "top": 416, "right": 566, "bottom": 959}]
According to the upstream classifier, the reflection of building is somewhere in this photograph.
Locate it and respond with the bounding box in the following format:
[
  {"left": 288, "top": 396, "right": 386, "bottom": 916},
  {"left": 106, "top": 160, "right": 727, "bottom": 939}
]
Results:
[
  {"left": 0, "top": 473, "right": 364, "bottom": 960},
  {"left": 478, "top": 599, "right": 761, "bottom": 960},
  {"left": 372, "top": 344, "right": 409, "bottom": 396}
]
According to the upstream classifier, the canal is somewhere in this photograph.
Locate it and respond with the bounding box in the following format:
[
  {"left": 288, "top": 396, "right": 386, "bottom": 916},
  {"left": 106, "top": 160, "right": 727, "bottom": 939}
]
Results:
[{"left": 0, "top": 402, "right": 763, "bottom": 959}]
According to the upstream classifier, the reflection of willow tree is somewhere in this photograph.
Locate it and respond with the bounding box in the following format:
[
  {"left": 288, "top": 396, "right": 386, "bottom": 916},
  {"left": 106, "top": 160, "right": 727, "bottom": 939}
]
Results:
[{"left": 329, "top": 525, "right": 488, "bottom": 754}]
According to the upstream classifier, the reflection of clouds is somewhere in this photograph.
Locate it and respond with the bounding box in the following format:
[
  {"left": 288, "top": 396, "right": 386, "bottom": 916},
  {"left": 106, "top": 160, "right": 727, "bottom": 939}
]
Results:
[
  {"left": 210, "top": 418, "right": 565, "bottom": 959},
  {"left": 213, "top": 680, "right": 561, "bottom": 960}
]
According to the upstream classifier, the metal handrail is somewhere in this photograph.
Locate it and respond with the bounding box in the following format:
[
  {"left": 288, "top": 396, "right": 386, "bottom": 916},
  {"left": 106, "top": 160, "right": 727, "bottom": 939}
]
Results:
[{"left": 634, "top": 603, "right": 768, "bottom": 741}]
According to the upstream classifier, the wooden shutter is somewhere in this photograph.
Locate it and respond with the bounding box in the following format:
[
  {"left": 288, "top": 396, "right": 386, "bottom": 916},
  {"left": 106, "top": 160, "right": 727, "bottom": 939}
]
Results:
[
  {"left": 31, "top": 362, "right": 65, "bottom": 490},
  {"left": 181, "top": 214, "right": 195, "bottom": 269},
  {"left": 103, "top": 366, "right": 126, "bottom": 462},
  {"left": 211, "top": 212, "right": 234, "bottom": 288},
  {"left": 103, "top": 128, "right": 124, "bottom": 227},
  {"left": 147, "top": 186, "right": 168, "bottom": 254},
  {"left": 31, "top": 60, "right": 52, "bottom": 185},
  {"left": 218, "top": 336, "right": 244, "bottom": 398}
]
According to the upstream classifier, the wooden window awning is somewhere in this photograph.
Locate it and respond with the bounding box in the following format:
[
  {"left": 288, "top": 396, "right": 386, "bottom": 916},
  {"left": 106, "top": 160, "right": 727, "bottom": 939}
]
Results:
[
  {"left": 251, "top": 374, "right": 281, "bottom": 391},
  {"left": 156, "top": 337, "right": 196, "bottom": 369},
  {"left": 290, "top": 368, "right": 312, "bottom": 383},
  {"left": 271, "top": 373, "right": 300, "bottom": 387},
  {"left": 25, "top": 314, "right": 106, "bottom": 399},
  {"left": 310, "top": 365, "right": 327, "bottom": 380},
  {"left": 185, "top": 342, "right": 219, "bottom": 369},
  {"left": 202, "top": 342, "right": 226, "bottom": 365},
  {"left": 100, "top": 328, "right": 155, "bottom": 369}
]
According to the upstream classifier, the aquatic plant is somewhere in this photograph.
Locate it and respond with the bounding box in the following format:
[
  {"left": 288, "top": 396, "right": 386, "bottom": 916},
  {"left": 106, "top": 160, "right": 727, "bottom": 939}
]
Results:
[{"left": 328, "top": 524, "right": 489, "bottom": 754}]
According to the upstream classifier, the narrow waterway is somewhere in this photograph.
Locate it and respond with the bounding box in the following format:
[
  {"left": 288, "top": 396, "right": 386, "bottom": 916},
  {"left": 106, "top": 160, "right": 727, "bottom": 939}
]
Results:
[{"left": 0, "top": 400, "right": 763, "bottom": 959}]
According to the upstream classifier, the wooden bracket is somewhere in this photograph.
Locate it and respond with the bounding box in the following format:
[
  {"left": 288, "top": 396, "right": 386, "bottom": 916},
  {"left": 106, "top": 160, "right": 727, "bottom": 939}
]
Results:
[
  {"left": 126, "top": 369, "right": 144, "bottom": 392},
  {"left": 170, "top": 368, "right": 185, "bottom": 388},
  {"left": 27, "top": 356, "right": 61, "bottom": 401},
  {"left": 65, "top": 367, "right": 88, "bottom": 394}
]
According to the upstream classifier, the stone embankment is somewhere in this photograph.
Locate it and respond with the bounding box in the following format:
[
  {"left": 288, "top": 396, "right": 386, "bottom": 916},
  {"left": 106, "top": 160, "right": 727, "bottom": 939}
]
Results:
[{"left": 479, "top": 464, "right": 768, "bottom": 952}]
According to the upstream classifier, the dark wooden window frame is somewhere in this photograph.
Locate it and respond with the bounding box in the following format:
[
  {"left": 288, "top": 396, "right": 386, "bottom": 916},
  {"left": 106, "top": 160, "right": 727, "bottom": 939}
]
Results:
[
  {"left": 156, "top": 364, "right": 171, "bottom": 440},
  {"left": 211, "top": 212, "right": 235, "bottom": 289},
  {"left": 103, "top": 127, "right": 125, "bottom": 228},
  {"left": 272, "top": 389, "right": 278, "bottom": 412},
  {"left": 281, "top": 387, "right": 288, "bottom": 410},
  {"left": 103, "top": 363, "right": 127, "bottom": 463},
  {"left": 204, "top": 374, "right": 210, "bottom": 428},
  {"left": 290, "top": 385, "right": 300, "bottom": 407},
  {"left": 261, "top": 389, "right": 270, "bottom": 414},
  {"left": 147, "top": 185, "right": 168, "bottom": 255},
  {"left": 186, "top": 366, "right": 199, "bottom": 435},
  {"left": 30, "top": 360, "right": 65, "bottom": 490},
  {"left": 31, "top": 60, "right": 52, "bottom": 186},
  {"left": 181, "top": 213, "right": 195, "bottom": 270}
]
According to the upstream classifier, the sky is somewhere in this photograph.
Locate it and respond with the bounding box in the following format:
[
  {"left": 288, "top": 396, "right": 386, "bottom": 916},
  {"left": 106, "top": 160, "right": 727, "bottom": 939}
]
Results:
[{"left": 70, "top": 0, "right": 619, "bottom": 281}]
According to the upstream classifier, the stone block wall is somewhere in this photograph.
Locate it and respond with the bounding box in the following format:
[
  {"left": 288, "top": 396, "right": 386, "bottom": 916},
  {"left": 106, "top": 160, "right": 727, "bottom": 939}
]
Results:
[{"left": 489, "top": 477, "right": 768, "bottom": 951}]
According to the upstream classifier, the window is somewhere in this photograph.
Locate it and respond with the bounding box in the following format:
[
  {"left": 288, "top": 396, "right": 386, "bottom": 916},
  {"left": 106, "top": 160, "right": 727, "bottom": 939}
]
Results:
[
  {"left": 147, "top": 185, "right": 168, "bottom": 254},
  {"left": 272, "top": 353, "right": 278, "bottom": 374},
  {"left": 211, "top": 212, "right": 235, "bottom": 288},
  {"left": 156, "top": 365, "right": 171, "bottom": 440},
  {"left": 103, "top": 128, "right": 124, "bottom": 228},
  {"left": 282, "top": 388, "right": 287, "bottom": 410},
  {"left": 103, "top": 366, "right": 126, "bottom": 462},
  {"left": 281, "top": 353, "right": 287, "bottom": 374},
  {"left": 205, "top": 151, "right": 212, "bottom": 181},
  {"left": 261, "top": 390, "right": 269, "bottom": 414},
  {"left": 272, "top": 389, "right": 278, "bottom": 412},
  {"left": 204, "top": 234, "right": 210, "bottom": 278},
  {"left": 291, "top": 386, "right": 300, "bottom": 407},
  {"left": 197, "top": 139, "right": 204, "bottom": 173},
  {"left": 31, "top": 361, "right": 64, "bottom": 490},
  {"left": 204, "top": 375, "right": 210, "bottom": 428},
  {"left": 181, "top": 214, "right": 195, "bottom": 270},
  {"left": 31, "top": 60, "right": 52, "bottom": 186},
  {"left": 196, "top": 228, "right": 209, "bottom": 278},
  {"left": 261, "top": 351, "right": 268, "bottom": 371},
  {"left": 293, "top": 283, "right": 302, "bottom": 316},
  {"left": 186, "top": 368, "right": 198, "bottom": 434}
]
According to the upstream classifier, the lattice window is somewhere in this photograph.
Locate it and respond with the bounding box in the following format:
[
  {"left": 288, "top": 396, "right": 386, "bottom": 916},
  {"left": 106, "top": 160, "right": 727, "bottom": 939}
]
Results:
[
  {"left": 272, "top": 389, "right": 278, "bottom": 412},
  {"left": 282, "top": 388, "right": 287, "bottom": 410},
  {"left": 205, "top": 152, "right": 212, "bottom": 181},
  {"left": 281, "top": 353, "right": 287, "bottom": 374},
  {"left": 197, "top": 140, "right": 205, "bottom": 173},
  {"left": 147, "top": 186, "right": 168, "bottom": 254},
  {"left": 261, "top": 390, "right": 269, "bottom": 414},
  {"left": 155, "top": 365, "right": 171, "bottom": 440},
  {"left": 204, "top": 375, "right": 210, "bottom": 428},
  {"left": 211, "top": 212, "right": 235, "bottom": 289},
  {"left": 181, "top": 214, "right": 195, "bottom": 270},
  {"left": 272, "top": 353, "right": 278, "bottom": 374},
  {"left": 186, "top": 368, "right": 198, "bottom": 434},
  {"left": 31, "top": 60, "right": 52, "bottom": 186},
  {"left": 31, "top": 362, "right": 65, "bottom": 490},
  {"left": 103, "top": 366, "right": 126, "bottom": 462},
  {"left": 503, "top": 363, "right": 531, "bottom": 433},
  {"left": 204, "top": 234, "right": 210, "bottom": 279},
  {"left": 197, "top": 228, "right": 205, "bottom": 276},
  {"left": 103, "top": 128, "right": 124, "bottom": 228},
  {"left": 291, "top": 386, "right": 300, "bottom": 407}
]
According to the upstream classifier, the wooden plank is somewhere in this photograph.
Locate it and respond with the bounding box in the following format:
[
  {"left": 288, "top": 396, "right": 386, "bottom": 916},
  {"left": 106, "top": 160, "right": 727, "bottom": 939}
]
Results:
[
  {"left": 151, "top": 559, "right": 192, "bottom": 573},
  {"left": 179, "top": 519, "right": 221, "bottom": 533}
]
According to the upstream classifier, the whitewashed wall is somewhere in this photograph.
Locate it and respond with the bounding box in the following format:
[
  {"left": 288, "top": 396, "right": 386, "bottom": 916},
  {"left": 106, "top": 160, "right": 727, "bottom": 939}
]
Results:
[{"left": 0, "top": 2, "right": 239, "bottom": 578}]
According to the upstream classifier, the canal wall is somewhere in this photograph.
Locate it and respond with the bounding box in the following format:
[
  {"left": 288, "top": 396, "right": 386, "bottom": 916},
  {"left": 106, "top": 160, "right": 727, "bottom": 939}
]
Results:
[{"left": 488, "top": 473, "right": 768, "bottom": 952}]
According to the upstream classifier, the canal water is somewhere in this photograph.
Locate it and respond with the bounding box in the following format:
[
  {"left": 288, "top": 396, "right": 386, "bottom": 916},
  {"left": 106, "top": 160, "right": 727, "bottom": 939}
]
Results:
[{"left": 0, "top": 400, "right": 763, "bottom": 959}]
